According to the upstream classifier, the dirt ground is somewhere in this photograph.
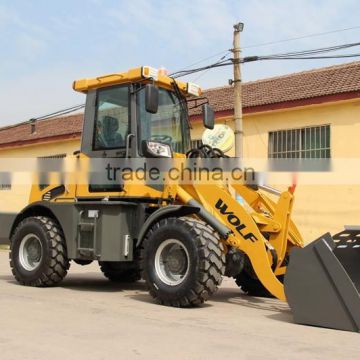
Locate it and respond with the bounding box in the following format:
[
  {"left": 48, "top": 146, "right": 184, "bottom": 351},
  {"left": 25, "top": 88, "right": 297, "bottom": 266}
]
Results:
[{"left": 0, "top": 250, "right": 358, "bottom": 360}]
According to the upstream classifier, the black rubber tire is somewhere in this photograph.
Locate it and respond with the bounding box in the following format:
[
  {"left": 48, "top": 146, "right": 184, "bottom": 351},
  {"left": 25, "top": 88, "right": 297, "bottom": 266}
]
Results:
[
  {"left": 235, "top": 271, "right": 272, "bottom": 297},
  {"left": 99, "top": 261, "right": 141, "bottom": 283},
  {"left": 10, "top": 216, "right": 70, "bottom": 287},
  {"left": 235, "top": 271, "right": 284, "bottom": 298},
  {"left": 141, "top": 217, "right": 225, "bottom": 307}
]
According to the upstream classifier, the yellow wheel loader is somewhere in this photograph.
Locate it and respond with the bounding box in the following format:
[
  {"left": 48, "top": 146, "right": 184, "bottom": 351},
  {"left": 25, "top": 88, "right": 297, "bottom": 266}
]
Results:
[{"left": 0, "top": 66, "right": 358, "bottom": 332}]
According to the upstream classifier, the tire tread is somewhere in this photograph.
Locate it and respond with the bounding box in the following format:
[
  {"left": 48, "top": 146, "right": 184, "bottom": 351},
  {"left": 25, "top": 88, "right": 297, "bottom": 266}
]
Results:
[
  {"left": 99, "top": 262, "right": 141, "bottom": 283},
  {"left": 141, "top": 217, "right": 225, "bottom": 307},
  {"left": 10, "top": 216, "right": 69, "bottom": 287}
]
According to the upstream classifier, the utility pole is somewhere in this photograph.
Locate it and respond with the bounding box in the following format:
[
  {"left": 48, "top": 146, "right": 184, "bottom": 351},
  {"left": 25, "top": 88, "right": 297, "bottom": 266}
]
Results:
[{"left": 232, "top": 22, "right": 244, "bottom": 158}]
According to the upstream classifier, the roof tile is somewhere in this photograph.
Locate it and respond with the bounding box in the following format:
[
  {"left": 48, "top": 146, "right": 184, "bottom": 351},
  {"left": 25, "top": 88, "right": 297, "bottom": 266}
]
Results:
[
  {"left": 1, "top": 61, "right": 360, "bottom": 146},
  {"left": 197, "top": 61, "right": 360, "bottom": 114},
  {"left": 0, "top": 114, "right": 83, "bottom": 147}
]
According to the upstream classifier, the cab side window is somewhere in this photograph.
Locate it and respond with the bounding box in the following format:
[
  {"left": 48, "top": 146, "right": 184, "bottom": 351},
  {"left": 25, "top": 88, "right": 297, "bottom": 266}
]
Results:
[{"left": 94, "top": 86, "right": 129, "bottom": 151}]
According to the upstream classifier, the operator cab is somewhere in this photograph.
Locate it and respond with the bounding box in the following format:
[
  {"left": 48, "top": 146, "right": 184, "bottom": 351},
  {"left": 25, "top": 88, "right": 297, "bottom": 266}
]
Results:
[{"left": 74, "top": 66, "right": 214, "bottom": 159}]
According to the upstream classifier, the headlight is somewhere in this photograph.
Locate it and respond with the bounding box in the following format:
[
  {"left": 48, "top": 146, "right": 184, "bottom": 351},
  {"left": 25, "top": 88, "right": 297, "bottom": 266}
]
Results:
[{"left": 144, "top": 141, "right": 172, "bottom": 158}]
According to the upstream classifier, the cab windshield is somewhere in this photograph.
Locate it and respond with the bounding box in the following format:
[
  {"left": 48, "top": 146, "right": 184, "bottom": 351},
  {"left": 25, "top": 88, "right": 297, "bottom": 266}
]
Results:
[{"left": 137, "top": 87, "right": 190, "bottom": 154}]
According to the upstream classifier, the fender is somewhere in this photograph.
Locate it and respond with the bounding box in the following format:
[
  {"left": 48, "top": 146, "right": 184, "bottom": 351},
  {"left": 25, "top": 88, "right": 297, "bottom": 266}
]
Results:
[
  {"left": 0, "top": 213, "right": 16, "bottom": 245},
  {"left": 136, "top": 205, "right": 200, "bottom": 247},
  {"left": 0, "top": 202, "right": 59, "bottom": 245}
]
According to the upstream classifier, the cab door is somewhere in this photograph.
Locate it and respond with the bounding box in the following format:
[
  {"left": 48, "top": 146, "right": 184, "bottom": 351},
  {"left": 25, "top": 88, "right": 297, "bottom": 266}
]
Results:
[{"left": 78, "top": 85, "right": 131, "bottom": 195}]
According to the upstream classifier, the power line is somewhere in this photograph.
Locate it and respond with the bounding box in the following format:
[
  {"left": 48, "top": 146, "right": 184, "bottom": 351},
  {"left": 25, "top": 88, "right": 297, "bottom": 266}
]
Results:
[
  {"left": 255, "top": 54, "right": 360, "bottom": 61},
  {"left": 173, "top": 26, "right": 360, "bottom": 77},
  {"left": 190, "top": 54, "right": 230, "bottom": 82},
  {"left": 0, "top": 104, "right": 85, "bottom": 131},
  {"left": 172, "top": 41, "right": 360, "bottom": 78},
  {"left": 173, "top": 25, "right": 360, "bottom": 76},
  {"left": 6, "top": 38, "right": 360, "bottom": 127},
  {"left": 243, "top": 25, "right": 360, "bottom": 49},
  {"left": 171, "top": 49, "right": 230, "bottom": 74},
  {"left": 171, "top": 26, "right": 360, "bottom": 79},
  {"left": 264, "top": 41, "right": 360, "bottom": 57},
  {"left": 246, "top": 41, "right": 360, "bottom": 62},
  {"left": 34, "top": 104, "right": 85, "bottom": 121},
  {"left": 3, "top": 50, "right": 231, "bottom": 127},
  {"left": 170, "top": 58, "right": 233, "bottom": 78}
]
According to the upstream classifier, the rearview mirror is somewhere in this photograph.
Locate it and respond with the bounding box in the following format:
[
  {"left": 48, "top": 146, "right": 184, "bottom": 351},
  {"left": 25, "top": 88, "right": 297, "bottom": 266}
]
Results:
[
  {"left": 202, "top": 104, "right": 214, "bottom": 129},
  {"left": 145, "top": 84, "right": 159, "bottom": 114}
]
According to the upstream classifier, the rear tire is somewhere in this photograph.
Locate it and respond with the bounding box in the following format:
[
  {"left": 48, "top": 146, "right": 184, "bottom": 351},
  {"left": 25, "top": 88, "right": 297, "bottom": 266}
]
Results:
[
  {"left": 99, "top": 261, "right": 141, "bottom": 283},
  {"left": 141, "top": 217, "right": 225, "bottom": 307},
  {"left": 235, "top": 271, "right": 273, "bottom": 297},
  {"left": 10, "top": 216, "right": 70, "bottom": 287}
]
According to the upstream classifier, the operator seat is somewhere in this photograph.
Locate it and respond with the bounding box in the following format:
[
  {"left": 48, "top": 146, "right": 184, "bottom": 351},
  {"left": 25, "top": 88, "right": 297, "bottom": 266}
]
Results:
[{"left": 102, "top": 116, "right": 123, "bottom": 148}]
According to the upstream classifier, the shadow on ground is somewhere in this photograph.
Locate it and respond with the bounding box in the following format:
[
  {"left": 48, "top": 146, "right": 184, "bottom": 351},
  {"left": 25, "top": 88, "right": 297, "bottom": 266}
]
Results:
[
  {"left": 0, "top": 271, "right": 293, "bottom": 323},
  {"left": 0, "top": 275, "right": 15, "bottom": 283},
  {"left": 128, "top": 284, "right": 292, "bottom": 316},
  {"left": 61, "top": 274, "right": 148, "bottom": 293},
  {"left": 0, "top": 272, "right": 148, "bottom": 293},
  {"left": 211, "top": 286, "right": 294, "bottom": 324},
  {"left": 213, "top": 286, "right": 290, "bottom": 311},
  {"left": 128, "top": 292, "right": 213, "bottom": 308}
]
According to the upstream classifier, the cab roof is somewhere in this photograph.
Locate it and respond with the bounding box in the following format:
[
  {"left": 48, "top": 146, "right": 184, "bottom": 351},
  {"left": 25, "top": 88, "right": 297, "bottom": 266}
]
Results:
[{"left": 73, "top": 66, "right": 202, "bottom": 97}]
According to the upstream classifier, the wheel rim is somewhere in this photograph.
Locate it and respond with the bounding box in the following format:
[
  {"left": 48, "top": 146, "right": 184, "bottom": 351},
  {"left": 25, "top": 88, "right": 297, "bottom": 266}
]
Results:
[
  {"left": 19, "top": 234, "right": 43, "bottom": 271},
  {"left": 154, "top": 239, "right": 190, "bottom": 286}
]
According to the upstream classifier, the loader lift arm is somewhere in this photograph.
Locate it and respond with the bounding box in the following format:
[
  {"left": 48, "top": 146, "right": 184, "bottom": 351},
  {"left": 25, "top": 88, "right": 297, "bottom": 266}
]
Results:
[{"left": 176, "top": 184, "right": 299, "bottom": 301}]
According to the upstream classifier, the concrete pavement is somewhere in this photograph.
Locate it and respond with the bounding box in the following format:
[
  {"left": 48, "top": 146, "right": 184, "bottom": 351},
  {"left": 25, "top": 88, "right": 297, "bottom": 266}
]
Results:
[{"left": 0, "top": 251, "right": 358, "bottom": 360}]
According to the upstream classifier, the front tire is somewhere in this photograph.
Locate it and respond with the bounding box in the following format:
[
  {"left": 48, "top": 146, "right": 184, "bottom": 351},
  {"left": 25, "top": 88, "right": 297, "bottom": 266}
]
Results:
[
  {"left": 10, "top": 216, "right": 70, "bottom": 287},
  {"left": 141, "top": 217, "right": 225, "bottom": 307},
  {"left": 235, "top": 269, "right": 284, "bottom": 298},
  {"left": 235, "top": 271, "right": 273, "bottom": 297}
]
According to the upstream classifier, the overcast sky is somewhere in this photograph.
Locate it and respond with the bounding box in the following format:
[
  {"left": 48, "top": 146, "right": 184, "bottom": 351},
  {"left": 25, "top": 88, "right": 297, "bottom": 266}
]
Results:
[{"left": 1, "top": 0, "right": 360, "bottom": 126}]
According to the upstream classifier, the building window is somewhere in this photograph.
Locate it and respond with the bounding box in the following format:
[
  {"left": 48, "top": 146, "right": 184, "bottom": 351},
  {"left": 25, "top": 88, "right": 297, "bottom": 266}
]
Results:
[
  {"left": 38, "top": 154, "right": 67, "bottom": 159},
  {"left": 268, "top": 125, "right": 330, "bottom": 158},
  {"left": 37, "top": 154, "right": 66, "bottom": 191},
  {"left": 0, "top": 184, "right": 11, "bottom": 191},
  {"left": 190, "top": 139, "right": 203, "bottom": 149},
  {"left": 0, "top": 173, "right": 11, "bottom": 191}
]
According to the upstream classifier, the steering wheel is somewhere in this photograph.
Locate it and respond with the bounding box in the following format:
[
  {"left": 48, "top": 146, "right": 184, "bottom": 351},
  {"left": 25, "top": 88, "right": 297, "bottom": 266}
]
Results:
[
  {"left": 211, "top": 148, "right": 228, "bottom": 158},
  {"left": 186, "top": 148, "right": 207, "bottom": 158},
  {"left": 150, "top": 135, "right": 173, "bottom": 144},
  {"left": 186, "top": 145, "right": 228, "bottom": 158}
]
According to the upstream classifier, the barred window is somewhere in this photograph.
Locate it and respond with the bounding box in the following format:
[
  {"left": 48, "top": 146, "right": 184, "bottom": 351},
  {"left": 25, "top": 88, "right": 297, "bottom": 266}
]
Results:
[
  {"left": 38, "top": 153, "right": 67, "bottom": 159},
  {"left": 268, "top": 125, "right": 330, "bottom": 158},
  {"left": 190, "top": 139, "right": 203, "bottom": 149},
  {"left": 37, "top": 154, "right": 66, "bottom": 191},
  {"left": 0, "top": 184, "right": 11, "bottom": 191}
]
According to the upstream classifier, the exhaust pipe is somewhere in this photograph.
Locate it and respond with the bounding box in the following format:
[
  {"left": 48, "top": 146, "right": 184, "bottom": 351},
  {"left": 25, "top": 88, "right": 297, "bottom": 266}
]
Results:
[{"left": 284, "top": 233, "right": 360, "bottom": 332}]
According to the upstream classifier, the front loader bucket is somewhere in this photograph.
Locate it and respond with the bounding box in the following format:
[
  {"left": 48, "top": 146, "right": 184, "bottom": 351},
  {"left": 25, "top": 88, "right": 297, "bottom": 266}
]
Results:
[
  {"left": 333, "top": 226, "right": 360, "bottom": 291},
  {"left": 284, "top": 233, "right": 360, "bottom": 332}
]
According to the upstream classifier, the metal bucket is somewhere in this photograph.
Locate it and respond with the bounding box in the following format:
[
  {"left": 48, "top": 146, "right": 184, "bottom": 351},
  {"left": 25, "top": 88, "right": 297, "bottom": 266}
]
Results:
[
  {"left": 284, "top": 232, "right": 360, "bottom": 332},
  {"left": 333, "top": 226, "right": 360, "bottom": 293}
]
